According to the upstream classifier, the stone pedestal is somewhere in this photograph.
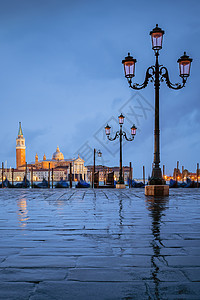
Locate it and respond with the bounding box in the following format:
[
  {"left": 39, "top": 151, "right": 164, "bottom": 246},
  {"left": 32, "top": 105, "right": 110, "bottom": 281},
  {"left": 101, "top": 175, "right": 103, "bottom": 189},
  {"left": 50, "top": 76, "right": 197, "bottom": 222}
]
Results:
[
  {"left": 116, "top": 184, "right": 126, "bottom": 189},
  {"left": 145, "top": 185, "right": 169, "bottom": 196}
]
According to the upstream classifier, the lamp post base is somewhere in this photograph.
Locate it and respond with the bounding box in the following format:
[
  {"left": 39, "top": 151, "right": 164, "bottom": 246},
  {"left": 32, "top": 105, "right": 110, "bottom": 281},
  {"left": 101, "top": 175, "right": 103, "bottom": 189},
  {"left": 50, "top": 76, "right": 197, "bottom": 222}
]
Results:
[
  {"left": 151, "top": 167, "right": 162, "bottom": 179},
  {"left": 148, "top": 177, "right": 166, "bottom": 185},
  {"left": 145, "top": 185, "right": 169, "bottom": 196},
  {"left": 116, "top": 183, "right": 126, "bottom": 189},
  {"left": 149, "top": 167, "right": 166, "bottom": 185}
]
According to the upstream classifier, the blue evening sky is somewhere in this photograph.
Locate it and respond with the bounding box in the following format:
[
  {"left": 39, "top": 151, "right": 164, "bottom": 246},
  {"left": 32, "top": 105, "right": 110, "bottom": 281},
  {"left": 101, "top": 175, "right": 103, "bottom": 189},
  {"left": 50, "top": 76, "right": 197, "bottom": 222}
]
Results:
[{"left": 0, "top": 0, "right": 199, "bottom": 177}]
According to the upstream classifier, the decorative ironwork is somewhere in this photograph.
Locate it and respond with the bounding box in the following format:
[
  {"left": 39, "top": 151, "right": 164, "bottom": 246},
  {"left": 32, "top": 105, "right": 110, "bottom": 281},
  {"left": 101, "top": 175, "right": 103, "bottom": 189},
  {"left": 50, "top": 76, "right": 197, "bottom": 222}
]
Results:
[{"left": 122, "top": 25, "right": 192, "bottom": 185}]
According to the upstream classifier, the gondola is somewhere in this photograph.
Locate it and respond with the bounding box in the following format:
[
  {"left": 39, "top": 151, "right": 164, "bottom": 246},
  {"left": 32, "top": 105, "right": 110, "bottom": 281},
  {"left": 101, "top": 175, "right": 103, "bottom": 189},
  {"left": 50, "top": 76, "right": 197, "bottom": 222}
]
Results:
[
  {"left": 15, "top": 176, "right": 30, "bottom": 188},
  {"left": 128, "top": 178, "right": 145, "bottom": 188},
  {"left": 55, "top": 179, "right": 69, "bottom": 188},
  {"left": 185, "top": 178, "right": 195, "bottom": 188},
  {"left": 169, "top": 179, "right": 178, "bottom": 188},
  {"left": 76, "top": 180, "right": 90, "bottom": 188},
  {"left": 33, "top": 178, "right": 48, "bottom": 188},
  {"left": 0, "top": 178, "right": 13, "bottom": 188}
]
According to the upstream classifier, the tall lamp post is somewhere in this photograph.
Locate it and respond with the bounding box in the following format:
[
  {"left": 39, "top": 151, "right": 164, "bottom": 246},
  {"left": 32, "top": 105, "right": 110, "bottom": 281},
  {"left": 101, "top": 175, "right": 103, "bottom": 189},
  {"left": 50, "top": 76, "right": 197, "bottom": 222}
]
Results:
[
  {"left": 92, "top": 149, "right": 102, "bottom": 188},
  {"left": 122, "top": 24, "right": 192, "bottom": 195},
  {"left": 105, "top": 114, "right": 137, "bottom": 188}
]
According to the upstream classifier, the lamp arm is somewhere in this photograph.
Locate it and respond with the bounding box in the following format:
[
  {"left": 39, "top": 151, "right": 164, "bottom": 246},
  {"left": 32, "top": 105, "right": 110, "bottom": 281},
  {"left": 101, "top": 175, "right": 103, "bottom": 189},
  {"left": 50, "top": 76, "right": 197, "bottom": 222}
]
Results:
[
  {"left": 128, "top": 66, "right": 155, "bottom": 90},
  {"left": 123, "top": 131, "right": 135, "bottom": 141},
  {"left": 160, "top": 66, "right": 186, "bottom": 90},
  {"left": 107, "top": 131, "right": 119, "bottom": 141}
]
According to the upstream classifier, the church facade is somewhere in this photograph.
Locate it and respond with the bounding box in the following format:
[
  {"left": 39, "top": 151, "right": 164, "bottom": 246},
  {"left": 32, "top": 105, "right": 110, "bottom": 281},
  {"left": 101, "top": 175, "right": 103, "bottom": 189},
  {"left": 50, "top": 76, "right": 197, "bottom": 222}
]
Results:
[{"left": 15, "top": 123, "right": 87, "bottom": 181}]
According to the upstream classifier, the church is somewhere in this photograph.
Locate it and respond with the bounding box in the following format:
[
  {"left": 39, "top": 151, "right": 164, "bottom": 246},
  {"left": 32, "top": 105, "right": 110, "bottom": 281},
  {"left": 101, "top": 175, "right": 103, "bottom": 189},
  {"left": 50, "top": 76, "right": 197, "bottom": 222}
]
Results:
[{"left": 16, "top": 122, "right": 88, "bottom": 181}]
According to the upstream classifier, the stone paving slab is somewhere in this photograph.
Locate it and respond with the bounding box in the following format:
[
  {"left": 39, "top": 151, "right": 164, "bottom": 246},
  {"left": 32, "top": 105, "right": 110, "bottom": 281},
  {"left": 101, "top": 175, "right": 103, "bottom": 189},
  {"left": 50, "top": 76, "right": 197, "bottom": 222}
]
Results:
[
  {"left": 0, "top": 188, "right": 199, "bottom": 299},
  {"left": 0, "top": 268, "right": 67, "bottom": 282},
  {"left": 1, "top": 255, "right": 77, "bottom": 268},
  {"left": 29, "top": 281, "right": 148, "bottom": 300},
  {"left": 0, "top": 282, "right": 35, "bottom": 300}
]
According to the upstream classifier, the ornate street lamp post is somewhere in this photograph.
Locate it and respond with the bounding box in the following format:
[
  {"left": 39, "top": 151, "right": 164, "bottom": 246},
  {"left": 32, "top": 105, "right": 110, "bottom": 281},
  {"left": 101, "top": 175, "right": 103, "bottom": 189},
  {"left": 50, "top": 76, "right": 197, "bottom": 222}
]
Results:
[
  {"left": 122, "top": 24, "right": 192, "bottom": 193},
  {"left": 105, "top": 114, "right": 137, "bottom": 188},
  {"left": 92, "top": 149, "right": 102, "bottom": 188}
]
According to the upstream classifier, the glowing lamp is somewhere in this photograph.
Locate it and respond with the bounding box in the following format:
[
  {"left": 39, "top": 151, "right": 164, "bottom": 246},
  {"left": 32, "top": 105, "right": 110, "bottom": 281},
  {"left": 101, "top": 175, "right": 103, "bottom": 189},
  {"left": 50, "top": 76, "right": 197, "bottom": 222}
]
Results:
[
  {"left": 177, "top": 52, "right": 192, "bottom": 78},
  {"left": 150, "top": 24, "right": 165, "bottom": 50},
  {"left": 118, "top": 113, "right": 125, "bottom": 124},
  {"left": 122, "top": 53, "right": 137, "bottom": 78},
  {"left": 97, "top": 150, "right": 102, "bottom": 157},
  {"left": 131, "top": 124, "right": 137, "bottom": 135},
  {"left": 105, "top": 124, "right": 111, "bottom": 135}
]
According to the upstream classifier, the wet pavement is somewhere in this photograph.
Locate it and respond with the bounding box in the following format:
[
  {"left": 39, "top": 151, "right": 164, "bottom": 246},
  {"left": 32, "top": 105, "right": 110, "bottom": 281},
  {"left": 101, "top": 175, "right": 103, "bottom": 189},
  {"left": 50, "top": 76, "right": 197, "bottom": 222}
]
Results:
[{"left": 0, "top": 188, "right": 199, "bottom": 299}]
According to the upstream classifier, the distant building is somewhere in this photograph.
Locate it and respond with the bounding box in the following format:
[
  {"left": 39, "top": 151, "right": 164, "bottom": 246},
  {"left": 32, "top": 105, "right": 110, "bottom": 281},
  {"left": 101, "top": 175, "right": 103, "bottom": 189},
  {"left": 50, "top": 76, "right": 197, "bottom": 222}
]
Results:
[
  {"left": 14, "top": 122, "right": 87, "bottom": 181},
  {"left": 0, "top": 167, "right": 68, "bottom": 182},
  {"left": 86, "top": 165, "right": 132, "bottom": 183}
]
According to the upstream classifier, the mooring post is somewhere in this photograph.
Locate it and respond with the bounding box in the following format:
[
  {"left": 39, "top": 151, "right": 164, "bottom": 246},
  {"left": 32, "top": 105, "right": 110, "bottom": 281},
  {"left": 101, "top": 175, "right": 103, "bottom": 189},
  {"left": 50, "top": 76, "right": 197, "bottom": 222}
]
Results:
[
  {"left": 31, "top": 167, "right": 33, "bottom": 188},
  {"left": 2, "top": 162, "right": 4, "bottom": 188},
  {"left": 12, "top": 168, "right": 14, "bottom": 186},
  {"left": 51, "top": 168, "right": 54, "bottom": 188},
  {"left": 129, "top": 162, "right": 132, "bottom": 188},
  {"left": 103, "top": 166, "right": 105, "bottom": 185},
  {"left": 176, "top": 161, "right": 179, "bottom": 181},
  {"left": 48, "top": 163, "right": 50, "bottom": 188},
  {"left": 182, "top": 166, "right": 184, "bottom": 182},
  {"left": 25, "top": 162, "right": 27, "bottom": 188},
  {"left": 163, "top": 165, "right": 165, "bottom": 177},
  {"left": 143, "top": 166, "right": 145, "bottom": 185},
  {"left": 70, "top": 163, "right": 72, "bottom": 188}
]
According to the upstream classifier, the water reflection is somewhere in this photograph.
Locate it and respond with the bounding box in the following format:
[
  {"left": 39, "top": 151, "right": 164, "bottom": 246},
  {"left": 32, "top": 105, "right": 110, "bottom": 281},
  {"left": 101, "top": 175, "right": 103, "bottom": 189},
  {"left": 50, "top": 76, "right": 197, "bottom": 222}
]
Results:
[
  {"left": 117, "top": 195, "right": 124, "bottom": 256},
  {"left": 56, "top": 199, "right": 65, "bottom": 209},
  {"left": 146, "top": 196, "right": 169, "bottom": 299},
  {"left": 17, "top": 196, "right": 29, "bottom": 228},
  {"left": 119, "top": 198, "right": 123, "bottom": 227}
]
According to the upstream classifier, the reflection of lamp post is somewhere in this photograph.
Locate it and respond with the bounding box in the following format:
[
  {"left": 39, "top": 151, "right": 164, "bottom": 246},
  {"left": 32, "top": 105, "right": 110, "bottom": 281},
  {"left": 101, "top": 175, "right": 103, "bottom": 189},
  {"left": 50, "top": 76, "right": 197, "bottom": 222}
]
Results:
[
  {"left": 92, "top": 149, "right": 102, "bottom": 188},
  {"left": 146, "top": 197, "right": 168, "bottom": 298},
  {"left": 105, "top": 114, "right": 137, "bottom": 188},
  {"left": 122, "top": 25, "right": 192, "bottom": 195}
]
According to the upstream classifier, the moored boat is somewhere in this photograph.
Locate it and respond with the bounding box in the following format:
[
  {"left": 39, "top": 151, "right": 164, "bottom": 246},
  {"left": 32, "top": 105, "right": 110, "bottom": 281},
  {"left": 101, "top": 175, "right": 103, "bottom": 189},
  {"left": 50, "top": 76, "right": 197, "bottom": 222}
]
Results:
[
  {"left": 128, "top": 179, "right": 144, "bottom": 188},
  {"left": 76, "top": 180, "right": 90, "bottom": 188},
  {"left": 0, "top": 178, "right": 13, "bottom": 188},
  {"left": 33, "top": 178, "right": 48, "bottom": 188},
  {"left": 15, "top": 176, "right": 30, "bottom": 188},
  {"left": 55, "top": 179, "right": 69, "bottom": 188}
]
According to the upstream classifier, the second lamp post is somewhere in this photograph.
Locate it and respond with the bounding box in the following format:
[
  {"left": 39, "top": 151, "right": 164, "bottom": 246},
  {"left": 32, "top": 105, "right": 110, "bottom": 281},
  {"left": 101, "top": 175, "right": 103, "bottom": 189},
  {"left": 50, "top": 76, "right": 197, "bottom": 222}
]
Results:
[
  {"left": 92, "top": 149, "right": 102, "bottom": 188},
  {"left": 105, "top": 114, "right": 137, "bottom": 187}
]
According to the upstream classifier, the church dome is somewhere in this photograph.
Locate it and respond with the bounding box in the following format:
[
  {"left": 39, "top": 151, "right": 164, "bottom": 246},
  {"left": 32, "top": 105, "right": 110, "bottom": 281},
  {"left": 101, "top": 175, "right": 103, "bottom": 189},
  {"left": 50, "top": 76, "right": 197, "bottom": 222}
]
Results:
[{"left": 52, "top": 146, "right": 64, "bottom": 161}]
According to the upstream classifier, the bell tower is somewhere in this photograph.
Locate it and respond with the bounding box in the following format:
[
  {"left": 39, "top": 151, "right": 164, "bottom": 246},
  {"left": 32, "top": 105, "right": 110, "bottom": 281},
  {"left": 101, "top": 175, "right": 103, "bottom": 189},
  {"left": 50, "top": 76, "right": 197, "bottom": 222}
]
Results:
[{"left": 16, "top": 122, "right": 26, "bottom": 169}]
